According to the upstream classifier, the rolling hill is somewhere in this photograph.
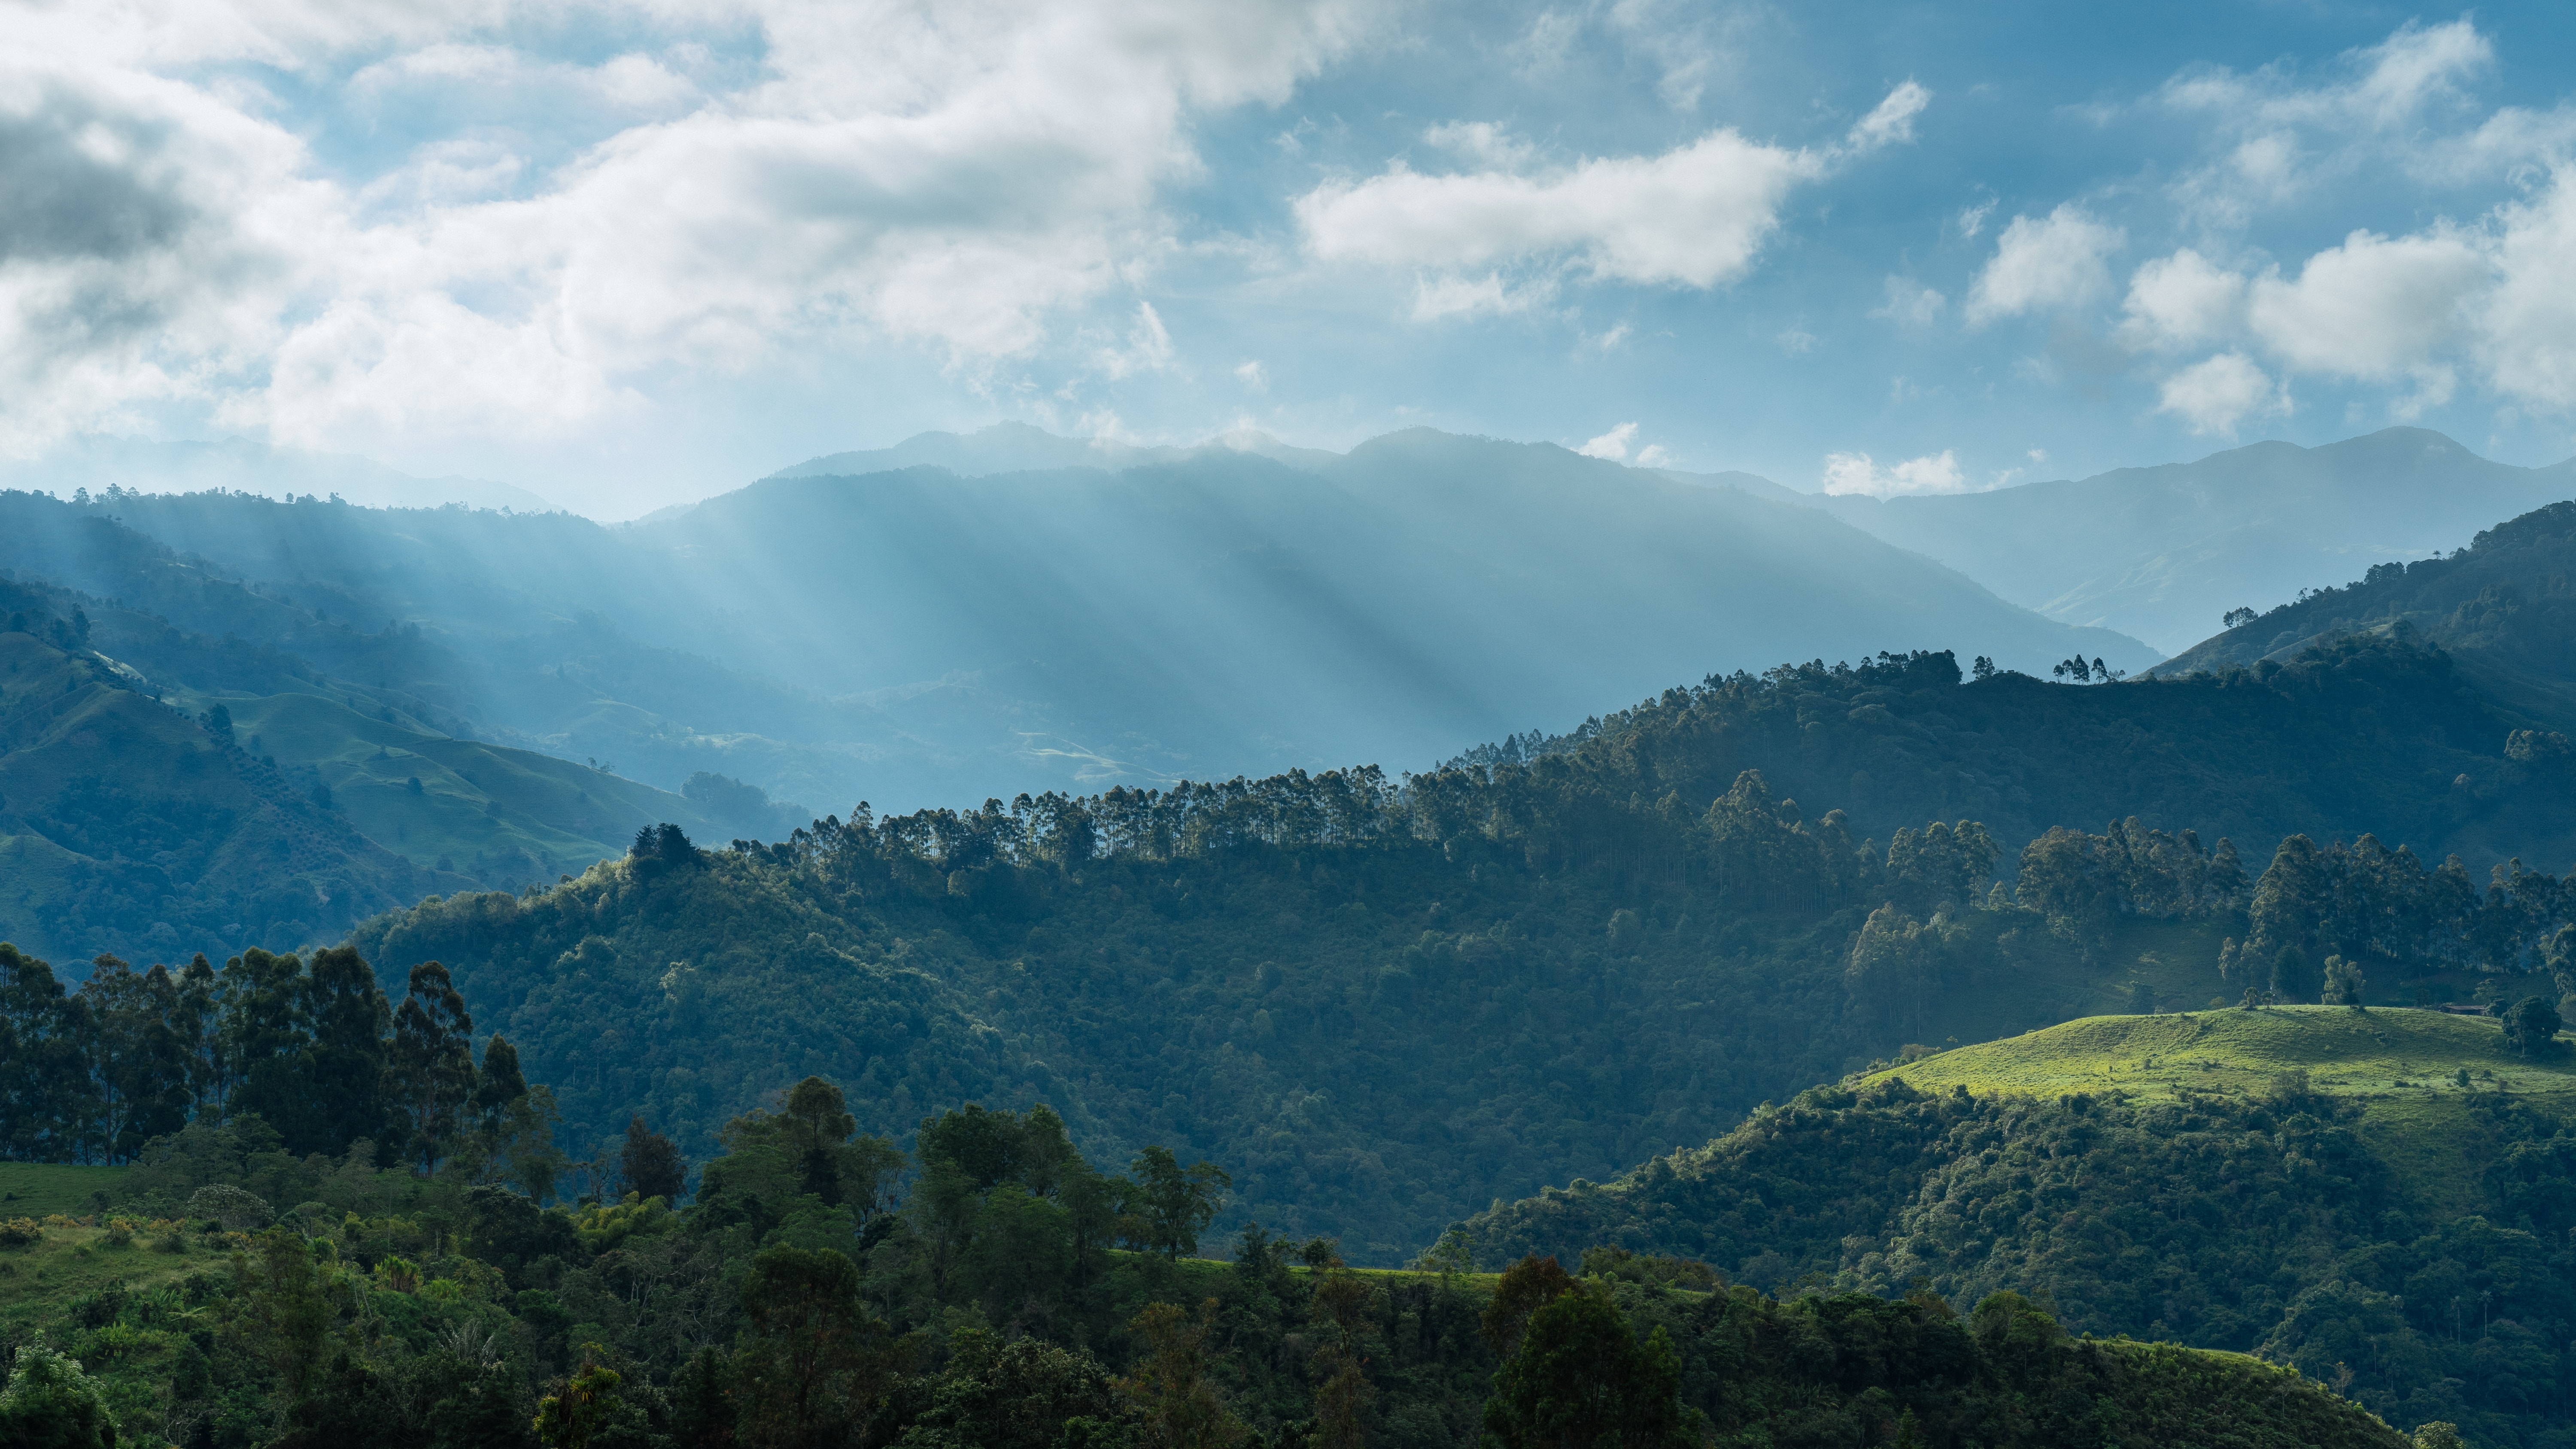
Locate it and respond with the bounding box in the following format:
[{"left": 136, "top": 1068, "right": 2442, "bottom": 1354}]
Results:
[
  {"left": 1464, "top": 1003, "right": 2576, "bottom": 1447},
  {"left": 0, "top": 582, "right": 735, "bottom": 966}
]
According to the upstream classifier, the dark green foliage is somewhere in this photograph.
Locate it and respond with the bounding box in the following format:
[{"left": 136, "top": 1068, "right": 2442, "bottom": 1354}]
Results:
[
  {"left": 735, "top": 1245, "right": 896, "bottom": 1448},
  {"left": 0, "top": 1341, "right": 120, "bottom": 1449},
  {"left": 2503, "top": 997, "right": 2562, "bottom": 1057},
  {"left": 5, "top": 1065, "right": 2409, "bottom": 1449},
  {"left": 1466, "top": 1076, "right": 2576, "bottom": 1446},
  {"left": 620, "top": 1117, "right": 687, "bottom": 1203},
  {"left": 1481, "top": 1283, "right": 1695, "bottom": 1449}
]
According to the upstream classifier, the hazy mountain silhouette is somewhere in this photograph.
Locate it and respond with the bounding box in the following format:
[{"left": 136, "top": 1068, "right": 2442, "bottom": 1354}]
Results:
[
  {"left": 1772, "top": 429, "right": 2576, "bottom": 655},
  {"left": 3, "top": 428, "right": 2147, "bottom": 815}
]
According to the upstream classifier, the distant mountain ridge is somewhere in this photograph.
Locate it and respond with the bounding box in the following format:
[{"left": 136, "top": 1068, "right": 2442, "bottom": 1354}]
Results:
[
  {"left": 0, "top": 436, "right": 556, "bottom": 513},
  {"left": 1795, "top": 428, "right": 2576, "bottom": 655},
  {"left": 0, "top": 430, "right": 2153, "bottom": 822}
]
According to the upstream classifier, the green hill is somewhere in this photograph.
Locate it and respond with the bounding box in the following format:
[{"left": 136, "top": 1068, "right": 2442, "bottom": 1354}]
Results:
[
  {"left": 0, "top": 603, "right": 725, "bottom": 965},
  {"left": 1464, "top": 1005, "right": 2576, "bottom": 1446},
  {"left": 2157, "top": 497, "right": 2576, "bottom": 729}
]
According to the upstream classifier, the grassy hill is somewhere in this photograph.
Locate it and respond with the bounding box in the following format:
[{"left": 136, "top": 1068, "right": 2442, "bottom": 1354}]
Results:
[
  {"left": 0, "top": 608, "right": 724, "bottom": 967},
  {"left": 191, "top": 687, "right": 725, "bottom": 882},
  {"left": 0, "top": 626, "right": 460, "bottom": 965},
  {"left": 1466, "top": 1004, "right": 2576, "bottom": 1447}
]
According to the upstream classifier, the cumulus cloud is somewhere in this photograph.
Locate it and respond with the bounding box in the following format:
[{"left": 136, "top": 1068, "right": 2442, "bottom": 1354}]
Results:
[
  {"left": 1296, "top": 82, "right": 1928, "bottom": 297},
  {"left": 2157, "top": 352, "right": 2287, "bottom": 436},
  {"left": 2157, "top": 19, "right": 2500, "bottom": 228},
  {"left": 2244, "top": 226, "right": 2488, "bottom": 379},
  {"left": 1577, "top": 421, "right": 1639, "bottom": 460},
  {"left": 2110, "top": 168, "right": 2576, "bottom": 417},
  {"left": 1820, "top": 449, "right": 1966, "bottom": 497},
  {"left": 1233, "top": 358, "right": 1268, "bottom": 392},
  {"left": 1965, "top": 205, "right": 2125, "bottom": 325},
  {"left": 2117, "top": 249, "right": 2246, "bottom": 351},
  {"left": 0, "top": 0, "right": 1376, "bottom": 456}
]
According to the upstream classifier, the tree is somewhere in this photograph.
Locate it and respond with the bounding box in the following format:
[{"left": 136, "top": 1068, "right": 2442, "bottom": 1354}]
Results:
[
  {"left": 304, "top": 945, "right": 392, "bottom": 1158},
  {"left": 736, "top": 1245, "right": 898, "bottom": 1449},
  {"left": 533, "top": 1352, "right": 624, "bottom": 1449},
  {"left": 220, "top": 949, "right": 318, "bottom": 1150},
  {"left": 2322, "top": 955, "right": 2367, "bottom": 1009},
  {"left": 1481, "top": 1254, "right": 1576, "bottom": 1358},
  {"left": 386, "top": 962, "right": 476, "bottom": 1173},
  {"left": 1971, "top": 655, "right": 1996, "bottom": 680},
  {"left": 0, "top": 1341, "right": 119, "bottom": 1448},
  {"left": 2224, "top": 606, "right": 2258, "bottom": 629},
  {"left": 0, "top": 943, "right": 99, "bottom": 1162},
  {"left": 2504, "top": 996, "right": 2562, "bottom": 1058},
  {"left": 1115, "top": 1299, "right": 1243, "bottom": 1449},
  {"left": 1481, "top": 1284, "right": 1697, "bottom": 1449},
  {"left": 78, "top": 955, "right": 190, "bottom": 1162},
  {"left": 619, "top": 1116, "right": 687, "bottom": 1202},
  {"left": 1124, "top": 1146, "right": 1230, "bottom": 1258}
]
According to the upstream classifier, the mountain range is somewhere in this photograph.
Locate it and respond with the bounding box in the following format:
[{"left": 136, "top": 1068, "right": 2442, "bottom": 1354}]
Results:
[{"left": 1768, "top": 428, "right": 2576, "bottom": 655}]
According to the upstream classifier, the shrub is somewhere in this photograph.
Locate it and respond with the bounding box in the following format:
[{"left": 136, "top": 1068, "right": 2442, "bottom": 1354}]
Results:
[{"left": 0, "top": 1220, "right": 42, "bottom": 1249}]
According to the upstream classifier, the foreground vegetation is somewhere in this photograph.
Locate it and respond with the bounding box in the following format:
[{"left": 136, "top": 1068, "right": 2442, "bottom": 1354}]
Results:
[
  {"left": 1470, "top": 1006, "right": 2576, "bottom": 1447},
  {"left": 0, "top": 1074, "right": 2413, "bottom": 1449}
]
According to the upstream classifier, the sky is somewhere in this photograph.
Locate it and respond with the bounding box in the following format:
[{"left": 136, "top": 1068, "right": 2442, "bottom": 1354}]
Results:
[{"left": 6, "top": 0, "right": 2576, "bottom": 518}]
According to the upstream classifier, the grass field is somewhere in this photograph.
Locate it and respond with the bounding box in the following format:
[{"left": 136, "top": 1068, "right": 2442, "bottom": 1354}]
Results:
[
  {"left": 1866, "top": 1004, "right": 2576, "bottom": 1212},
  {"left": 0, "top": 1162, "right": 131, "bottom": 1218}
]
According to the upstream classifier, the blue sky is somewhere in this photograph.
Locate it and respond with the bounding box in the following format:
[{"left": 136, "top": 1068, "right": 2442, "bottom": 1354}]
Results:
[{"left": 7, "top": 0, "right": 2576, "bottom": 515}]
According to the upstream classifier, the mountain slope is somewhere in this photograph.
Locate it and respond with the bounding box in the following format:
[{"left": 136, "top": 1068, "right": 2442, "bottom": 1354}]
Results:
[
  {"left": 0, "top": 624, "right": 457, "bottom": 965},
  {"left": 2156, "top": 497, "right": 2576, "bottom": 728},
  {"left": 0, "top": 573, "right": 734, "bottom": 964},
  {"left": 1808, "top": 429, "right": 2576, "bottom": 654},
  {"left": 1463, "top": 1006, "right": 2576, "bottom": 1447},
  {"left": 8, "top": 430, "right": 2154, "bottom": 814}
]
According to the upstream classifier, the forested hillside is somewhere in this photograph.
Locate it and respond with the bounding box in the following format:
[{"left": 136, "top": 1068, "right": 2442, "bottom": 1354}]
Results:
[
  {"left": 0, "top": 585, "right": 743, "bottom": 966},
  {"left": 2159, "top": 496, "right": 2576, "bottom": 730},
  {"left": 309, "top": 640, "right": 2576, "bottom": 1265},
  {"left": 0, "top": 1068, "right": 2407, "bottom": 1449},
  {"left": 0, "top": 621, "right": 456, "bottom": 967},
  {"left": 1466, "top": 1008, "right": 2576, "bottom": 1448}
]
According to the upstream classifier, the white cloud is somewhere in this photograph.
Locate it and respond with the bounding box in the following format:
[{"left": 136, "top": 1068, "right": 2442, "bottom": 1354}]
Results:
[
  {"left": 2118, "top": 248, "right": 2246, "bottom": 351},
  {"left": 1634, "top": 443, "right": 1673, "bottom": 467},
  {"left": 1957, "top": 198, "right": 1994, "bottom": 238},
  {"left": 1870, "top": 276, "right": 1944, "bottom": 327},
  {"left": 1847, "top": 82, "right": 1931, "bottom": 151},
  {"left": 1296, "top": 83, "right": 1926, "bottom": 296},
  {"left": 2481, "top": 173, "right": 2576, "bottom": 408},
  {"left": 1410, "top": 272, "right": 1554, "bottom": 321},
  {"left": 1233, "top": 358, "right": 1268, "bottom": 392},
  {"left": 2157, "top": 352, "right": 2287, "bottom": 436},
  {"left": 1577, "top": 421, "right": 1639, "bottom": 460},
  {"left": 0, "top": 0, "right": 1378, "bottom": 456},
  {"left": 1094, "top": 302, "right": 1177, "bottom": 379},
  {"left": 1965, "top": 204, "right": 2125, "bottom": 325},
  {"left": 2244, "top": 227, "right": 2488, "bottom": 379},
  {"left": 1820, "top": 449, "right": 1966, "bottom": 497},
  {"left": 2158, "top": 20, "right": 2497, "bottom": 227}
]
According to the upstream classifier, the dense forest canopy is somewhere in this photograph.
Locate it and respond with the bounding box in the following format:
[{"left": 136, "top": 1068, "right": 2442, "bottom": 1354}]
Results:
[{"left": 0, "top": 1063, "right": 2409, "bottom": 1449}]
